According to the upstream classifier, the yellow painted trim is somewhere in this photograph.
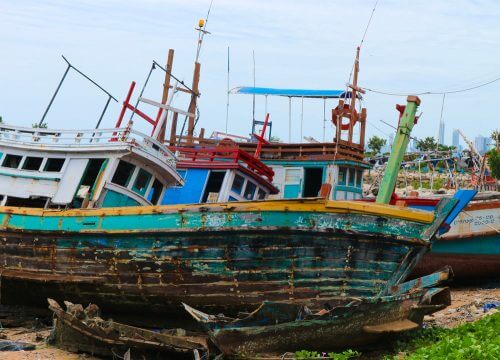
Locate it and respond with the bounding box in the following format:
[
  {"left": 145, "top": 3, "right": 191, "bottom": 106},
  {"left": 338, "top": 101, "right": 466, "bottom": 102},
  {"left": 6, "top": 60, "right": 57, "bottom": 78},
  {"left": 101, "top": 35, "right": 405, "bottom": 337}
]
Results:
[{"left": 0, "top": 198, "right": 434, "bottom": 223}]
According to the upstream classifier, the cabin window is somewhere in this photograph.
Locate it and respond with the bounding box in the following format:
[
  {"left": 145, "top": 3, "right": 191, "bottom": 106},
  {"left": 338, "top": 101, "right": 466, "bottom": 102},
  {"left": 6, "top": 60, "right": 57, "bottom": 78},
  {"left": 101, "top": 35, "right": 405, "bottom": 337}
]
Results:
[
  {"left": 22, "top": 156, "right": 43, "bottom": 171},
  {"left": 132, "top": 169, "right": 152, "bottom": 196},
  {"left": 303, "top": 167, "right": 323, "bottom": 197},
  {"left": 44, "top": 158, "right": 65, "bottom": 172},
  {"left": 356, "top": 170, "right": 363, "bottom": 187},
  {"left": 112, "top": 160, "right": 135, "bottom": 187},
  {"left": 148, "top": 178, "right": 163, "bottom": 205},
  {"left": 2, "top": 154, "right": 22, "bottom": 169},
  {"left": 5, "top": 196, "right": 48, "bottom": 208},
  {"left": 243, "top": 181, "right": 257, "bottom": 200},
  {"left": 202, "top": 171, "right": 226, "bottom": 203},
  {"left": 348, "top": 168, "right": 355, "bottom": 186},
  {"left": 80, "top": 159, "right": 106, "bottom": 189},
  {"left": 231, "top": 174, "right": 245, "bottom": 195},
  {"left": 228, "top": 196, "right": 238, "bottom": 202},
  {"left": 338, "top": 167, "right": 347, "bottom": 185},
  {"left": 257, "top": 188, "right": 266, "bottom": 200}
]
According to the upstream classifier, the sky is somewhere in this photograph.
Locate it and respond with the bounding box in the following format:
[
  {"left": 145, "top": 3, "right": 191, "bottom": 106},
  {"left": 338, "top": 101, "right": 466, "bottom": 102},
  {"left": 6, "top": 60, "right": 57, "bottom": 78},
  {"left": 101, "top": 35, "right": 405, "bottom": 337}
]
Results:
[{"left": 0, "top": 0, "right": 499, "bottom": 146}]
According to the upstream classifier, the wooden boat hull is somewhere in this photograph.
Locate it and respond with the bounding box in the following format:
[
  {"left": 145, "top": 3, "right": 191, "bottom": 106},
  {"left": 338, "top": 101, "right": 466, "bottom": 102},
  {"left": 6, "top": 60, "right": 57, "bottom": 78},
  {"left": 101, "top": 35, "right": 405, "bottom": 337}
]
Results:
[
  {"left": 183, "top": 269, "right": 452, "bottom": 357},
  {"left": 48, "top": 299, "right": 209, "bottom": 359},
  {"left": 410, "top": 199, "right": 500, "bottom": 280},
  {"left": 0, "top": 199, "right": 454, "bottom": 319}
]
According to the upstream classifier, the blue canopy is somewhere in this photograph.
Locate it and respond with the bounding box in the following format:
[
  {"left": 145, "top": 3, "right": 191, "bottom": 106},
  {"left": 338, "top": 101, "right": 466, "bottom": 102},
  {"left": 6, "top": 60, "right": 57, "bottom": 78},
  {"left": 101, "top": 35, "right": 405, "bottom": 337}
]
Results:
[{"left": 230, "top": 86, "right": 353, "bottom": 99}]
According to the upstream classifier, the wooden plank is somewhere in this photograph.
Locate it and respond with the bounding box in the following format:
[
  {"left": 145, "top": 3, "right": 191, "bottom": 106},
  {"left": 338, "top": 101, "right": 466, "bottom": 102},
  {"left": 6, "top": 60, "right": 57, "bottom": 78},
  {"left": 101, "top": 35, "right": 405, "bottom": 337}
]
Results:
[
  {"left": 139, "top": 97, "right": 195, "bottom": 118},
  {"left": 187, "top": 62, "right": 201, "bottom": 142}
]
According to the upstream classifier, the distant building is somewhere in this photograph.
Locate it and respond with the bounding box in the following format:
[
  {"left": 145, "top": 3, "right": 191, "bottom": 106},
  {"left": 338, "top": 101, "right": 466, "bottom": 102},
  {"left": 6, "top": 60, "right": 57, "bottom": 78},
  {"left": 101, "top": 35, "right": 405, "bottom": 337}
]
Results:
[
  {"left": 474, "top": 135, "right": 489, "bottom": 155},
  {"left": 452, "top": 129, "right": 459, "bottom": 148},
  {"left": 409, "top": 138, "right": 418, "bottom": 152},
  {"left": 382, "top": 133, "right": 394, "bottom": 154},
  {"left": 452, "top": 129, "right": 462, "bottom": 151},
  {"left": 438, "top": 121, "right": 445, "bottom": 145}
]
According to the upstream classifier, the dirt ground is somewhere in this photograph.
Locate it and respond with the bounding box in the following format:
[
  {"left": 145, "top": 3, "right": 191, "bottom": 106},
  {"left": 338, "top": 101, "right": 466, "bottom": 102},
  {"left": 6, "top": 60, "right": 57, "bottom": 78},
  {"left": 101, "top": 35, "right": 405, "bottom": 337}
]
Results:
[{"left": 0, "top": 286, "right": 498, "bottom": 360}]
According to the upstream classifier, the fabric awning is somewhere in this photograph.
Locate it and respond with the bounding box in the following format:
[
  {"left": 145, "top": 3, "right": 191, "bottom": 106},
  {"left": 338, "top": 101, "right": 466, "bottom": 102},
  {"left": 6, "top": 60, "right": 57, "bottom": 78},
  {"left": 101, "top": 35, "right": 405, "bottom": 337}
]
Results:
[{"left": 230, "top": 86, "right": 355, "bottom": 99}]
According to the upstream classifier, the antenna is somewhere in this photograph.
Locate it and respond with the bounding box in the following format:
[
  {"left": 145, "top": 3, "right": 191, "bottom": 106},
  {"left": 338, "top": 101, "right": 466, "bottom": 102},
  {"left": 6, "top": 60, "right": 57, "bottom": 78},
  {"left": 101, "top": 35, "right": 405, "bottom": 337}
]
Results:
[
  {"left": 251, "top": 50, "right": 256, "bottom": 137},
  {"left": 39, "top": 55, "right": 117, "bottom": 128},
  {"left": 195, "top": 0, "right": 214, "bottom": 63},
  {"left": 226, "top": 46, "right": 230, "bottom": 134}
]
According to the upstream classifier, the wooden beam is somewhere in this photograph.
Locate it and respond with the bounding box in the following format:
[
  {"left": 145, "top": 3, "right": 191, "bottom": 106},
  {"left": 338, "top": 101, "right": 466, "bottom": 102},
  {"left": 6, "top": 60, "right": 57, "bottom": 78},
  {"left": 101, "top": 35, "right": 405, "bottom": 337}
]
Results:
[
  {"left": 139, "top": 97, "right": 195, "bottom": 118},
  {"left": 359, "top": 108, "right": 367, "bottom": 149},
  {"left": 169, "top": 112, "right": 179, "bottom": 146},
  {"left": 187, "top": 62, "right": 201, "bottom": 143},
  {"left": 153, "top": 49, "right": 175, "bottom": 142}
]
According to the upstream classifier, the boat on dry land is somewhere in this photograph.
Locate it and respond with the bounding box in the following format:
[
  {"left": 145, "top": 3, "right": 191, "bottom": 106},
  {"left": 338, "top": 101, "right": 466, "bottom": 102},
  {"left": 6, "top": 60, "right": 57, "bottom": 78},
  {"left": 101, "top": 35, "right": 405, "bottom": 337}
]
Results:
[
  {"left": 48, "top": 298, "right": 209, "bottom": 359},
  {"left": 0, "top": 23, "right": 474, "bottom": 328},
  {"left": 184, "top": 268, "right": 453, "bottom": 357},
  {"left": 399, "top": 192, "right": 500, "bottom": 280}
]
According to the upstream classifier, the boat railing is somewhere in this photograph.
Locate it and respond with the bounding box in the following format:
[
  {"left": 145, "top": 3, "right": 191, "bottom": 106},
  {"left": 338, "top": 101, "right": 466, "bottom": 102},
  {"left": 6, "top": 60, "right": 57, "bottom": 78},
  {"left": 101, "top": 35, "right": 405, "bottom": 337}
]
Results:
[
  {"left": 0, "top": 124, "right": 177, "bottom": 166},
  {"left": 174, "top": 146, "right": 274, "bottom": 181}
]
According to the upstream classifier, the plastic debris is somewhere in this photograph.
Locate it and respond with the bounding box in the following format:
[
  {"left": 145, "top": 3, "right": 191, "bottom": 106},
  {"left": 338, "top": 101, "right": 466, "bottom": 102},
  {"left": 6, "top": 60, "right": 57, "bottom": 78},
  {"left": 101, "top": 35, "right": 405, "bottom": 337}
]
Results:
[
  {"left": 483, "top": 302, "right": 500, "bottom": 313},
  {"left": 0, "top": 340, "right": 36, "bottom": 351}
]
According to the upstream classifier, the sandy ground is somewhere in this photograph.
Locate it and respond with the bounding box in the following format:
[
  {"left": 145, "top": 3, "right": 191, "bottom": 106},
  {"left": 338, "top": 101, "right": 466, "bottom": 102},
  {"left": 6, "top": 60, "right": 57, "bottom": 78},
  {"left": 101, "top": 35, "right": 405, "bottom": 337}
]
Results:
[{"left": 0, "top": 286, "right": 498, "bottom": 359}]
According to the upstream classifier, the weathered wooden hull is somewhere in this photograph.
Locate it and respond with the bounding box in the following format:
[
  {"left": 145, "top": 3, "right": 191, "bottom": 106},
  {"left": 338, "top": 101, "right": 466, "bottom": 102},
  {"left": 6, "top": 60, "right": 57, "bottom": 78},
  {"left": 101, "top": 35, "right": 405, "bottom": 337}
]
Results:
[
  {"left": 0, "top": 199, "right": 454, "bottom": 319},
  {"left": 204, "top": 294, "right": 440, "bottom": 356},
  {"left": 184, "top": 269, "right": 452, "bottom": 357}
]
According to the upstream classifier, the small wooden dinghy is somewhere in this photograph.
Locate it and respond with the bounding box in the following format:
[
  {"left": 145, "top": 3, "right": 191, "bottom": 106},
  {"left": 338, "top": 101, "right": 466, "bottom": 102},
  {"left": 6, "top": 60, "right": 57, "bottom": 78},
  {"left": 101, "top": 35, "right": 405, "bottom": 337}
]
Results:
[{"left": 47, "top": 298, "right": 209, "bottom": 359}]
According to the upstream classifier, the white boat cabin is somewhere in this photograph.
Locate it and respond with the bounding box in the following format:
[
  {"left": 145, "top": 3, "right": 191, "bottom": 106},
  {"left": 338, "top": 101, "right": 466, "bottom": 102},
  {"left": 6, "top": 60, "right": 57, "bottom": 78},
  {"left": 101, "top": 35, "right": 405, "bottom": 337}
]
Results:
[{"left": 0, "top": 124, "right": 183, "bottom": 209}]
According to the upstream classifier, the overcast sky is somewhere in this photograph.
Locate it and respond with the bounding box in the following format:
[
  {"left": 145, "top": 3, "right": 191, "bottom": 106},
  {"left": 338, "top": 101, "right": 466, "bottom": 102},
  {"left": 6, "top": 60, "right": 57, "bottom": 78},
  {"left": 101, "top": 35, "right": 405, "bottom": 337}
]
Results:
[{"left": 1, "top": 0, "right": 499, "bottom": 145}]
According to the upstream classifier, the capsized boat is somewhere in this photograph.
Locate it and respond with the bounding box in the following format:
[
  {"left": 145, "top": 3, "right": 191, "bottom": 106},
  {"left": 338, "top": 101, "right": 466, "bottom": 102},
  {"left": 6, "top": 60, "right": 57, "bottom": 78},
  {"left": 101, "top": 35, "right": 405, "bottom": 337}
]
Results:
[
  {"left": 183, "top": 267, "right": 453, "bottom": 356},
  {"left": 0, "top": 96, "right": 470, "bottom": 321}
]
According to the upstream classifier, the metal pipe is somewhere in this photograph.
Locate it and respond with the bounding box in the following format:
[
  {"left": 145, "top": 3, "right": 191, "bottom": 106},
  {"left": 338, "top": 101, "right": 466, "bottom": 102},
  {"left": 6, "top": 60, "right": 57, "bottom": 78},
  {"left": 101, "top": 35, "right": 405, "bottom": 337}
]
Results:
[
  {"left": 130, "top": 62, "right": 156, "bottom": 121},
  {"left": 95, "top": 95, "right": 112, "bottom": 130},
  {"left": 61, "top": 56, "right": 117, "bottom": 101},
  {"left": 39, "top": 63, "right": 70, "bottom": 127}
]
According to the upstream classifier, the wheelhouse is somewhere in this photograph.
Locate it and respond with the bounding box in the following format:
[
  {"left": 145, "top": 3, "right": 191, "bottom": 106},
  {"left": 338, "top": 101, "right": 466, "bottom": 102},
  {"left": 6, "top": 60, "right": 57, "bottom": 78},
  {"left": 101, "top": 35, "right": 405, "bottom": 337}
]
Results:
[
  {"left": 0, "top": 124, "right": 183, "bottom": 209},
  {"left": 163, "top": 145, "right": 278, "bottom": 204}
]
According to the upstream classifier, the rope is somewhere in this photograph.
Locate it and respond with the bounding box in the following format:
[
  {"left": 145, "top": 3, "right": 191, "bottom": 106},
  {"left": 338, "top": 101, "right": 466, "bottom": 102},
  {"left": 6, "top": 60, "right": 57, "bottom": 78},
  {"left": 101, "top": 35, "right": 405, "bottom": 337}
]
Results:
[{"left": 362, "top": 74, "right": 500, "bottom": 96}]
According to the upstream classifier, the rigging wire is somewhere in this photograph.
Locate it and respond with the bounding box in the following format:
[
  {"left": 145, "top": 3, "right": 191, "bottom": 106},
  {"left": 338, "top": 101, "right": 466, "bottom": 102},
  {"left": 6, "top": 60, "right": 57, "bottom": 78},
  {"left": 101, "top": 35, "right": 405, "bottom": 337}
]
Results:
[
  {"left": 347, "top": 0, "right": 380, "bottom": 84},
  {"left": 362, "top": 74, "right": 500, "bottom": 96}
]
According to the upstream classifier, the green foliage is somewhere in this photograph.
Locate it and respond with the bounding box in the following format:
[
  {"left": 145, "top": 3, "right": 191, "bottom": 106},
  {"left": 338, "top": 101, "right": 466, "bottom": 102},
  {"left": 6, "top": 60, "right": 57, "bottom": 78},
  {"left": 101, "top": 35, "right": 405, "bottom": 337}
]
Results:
[
  {"left": 0, "top": 115, "right": 3, "bottom": 123},
  {"left": 269, "top": 135, "right": 281, "bottom": 143},
  {"left": 437, "top": 144, "right": 456, "bottom": 152},
  {"left": 294, "top": 349, "right": 360, "bottom": 359},
  {"left": 32, "top": 122, "right": 48, "bottom": 129},
  {"left": 416, "top": 136, "right": 437, "bottom": 152},
  {"left": 491, "top": 130, "right": 500, "bottom": 148},
  {"left": 487, "top": 149, "right": 500, "bottom": 180},
  {"left": 384, "top": 312, "right": 500, "bottom": 360},
  {"left": 368, "top": 136, "right": 387, "bottom": 156}
]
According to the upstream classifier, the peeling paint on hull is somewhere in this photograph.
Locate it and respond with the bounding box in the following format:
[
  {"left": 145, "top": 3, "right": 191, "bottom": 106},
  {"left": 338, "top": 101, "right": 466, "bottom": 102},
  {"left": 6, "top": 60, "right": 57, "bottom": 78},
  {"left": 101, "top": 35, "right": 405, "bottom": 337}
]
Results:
[{"left": 0, "top": 199, "right": 455, "bottom": 317}]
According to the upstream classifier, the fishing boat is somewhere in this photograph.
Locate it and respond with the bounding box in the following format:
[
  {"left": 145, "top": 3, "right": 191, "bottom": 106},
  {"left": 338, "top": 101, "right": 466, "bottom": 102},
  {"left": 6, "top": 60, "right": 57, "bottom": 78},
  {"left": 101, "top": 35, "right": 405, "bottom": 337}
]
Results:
[
  {"left": 184, "top": 267, "right": 453, "bottom": 357},
  {"left": 395, "top": 192, "right": 500, "bottom": 280},
  {"left": 0, "top": 93, "right": 470, "bottom": 320},
  {"left": 173, "top": 48, "right": 369, "bottom": 202}
]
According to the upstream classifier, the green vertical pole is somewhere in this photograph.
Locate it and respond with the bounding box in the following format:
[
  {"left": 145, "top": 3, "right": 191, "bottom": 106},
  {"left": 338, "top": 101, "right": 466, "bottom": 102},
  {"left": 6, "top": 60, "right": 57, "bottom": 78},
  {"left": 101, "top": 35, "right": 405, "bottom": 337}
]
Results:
[{"left": 376, "top": 96, "right": 421, "bottom": 204}]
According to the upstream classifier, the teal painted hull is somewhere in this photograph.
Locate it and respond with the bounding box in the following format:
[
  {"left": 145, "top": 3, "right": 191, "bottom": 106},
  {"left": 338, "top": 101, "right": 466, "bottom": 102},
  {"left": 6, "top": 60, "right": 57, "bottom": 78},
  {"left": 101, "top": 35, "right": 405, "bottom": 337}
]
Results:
[
  {"left": 0, "top": 200, "right": 453, "bottom": 318},
  {"left": 413, "top": 234, "right": 500, "bottom": 280}
]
